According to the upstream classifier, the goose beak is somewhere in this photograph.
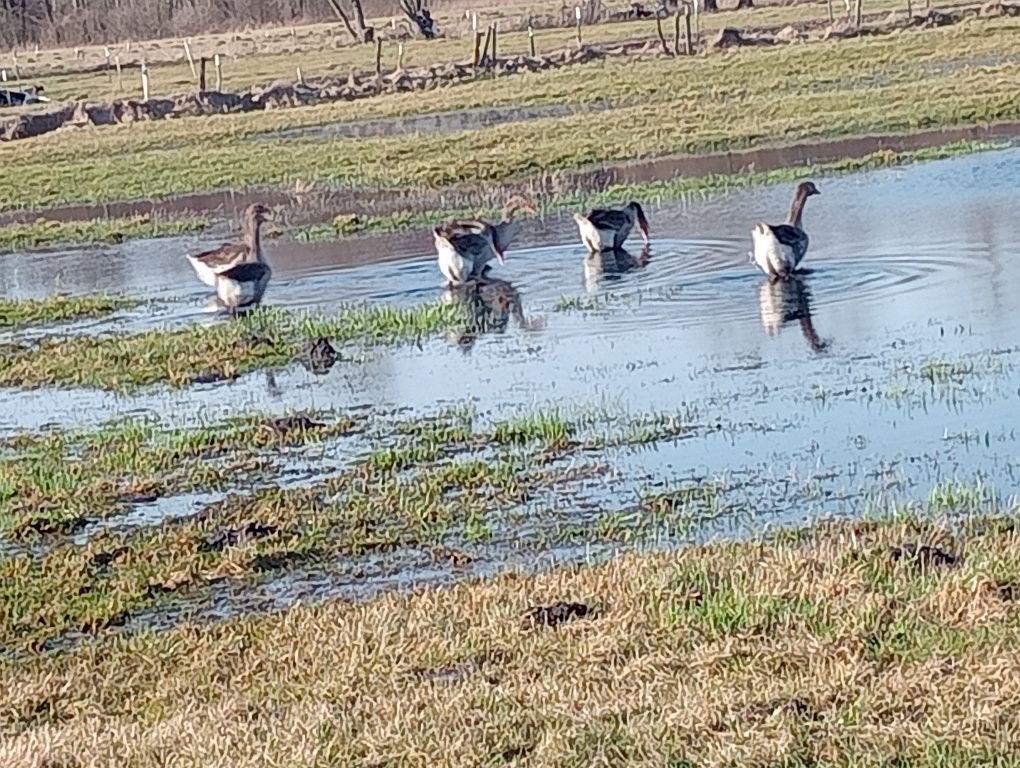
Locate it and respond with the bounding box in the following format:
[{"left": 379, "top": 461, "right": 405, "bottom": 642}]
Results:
[{"left": 639, "top": 223, "right": 650, "bottom": 244}]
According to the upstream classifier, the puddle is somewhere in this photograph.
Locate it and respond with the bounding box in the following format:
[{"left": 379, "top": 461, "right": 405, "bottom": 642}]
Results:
[{"left": 3, "top": 147, "right": 1020, "bottom": 639}]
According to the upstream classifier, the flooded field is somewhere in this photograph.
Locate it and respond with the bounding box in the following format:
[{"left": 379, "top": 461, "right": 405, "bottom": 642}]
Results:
[{"left": 1, "top": 147, "right": 1019, "bottom": 635}]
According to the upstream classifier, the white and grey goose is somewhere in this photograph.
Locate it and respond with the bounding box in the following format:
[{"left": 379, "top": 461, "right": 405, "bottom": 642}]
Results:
[
  {"left": 433, "top": 224, "right": 503, "bottom": 287},
  {"left": 186, "top": 203, "right": 271, "bottom": 287},
  {"left": 573, "top": 201, "right": 650, "bottom": 252},
  {"left": 750, "top": 181, "right": 820, "bottom": 279}
]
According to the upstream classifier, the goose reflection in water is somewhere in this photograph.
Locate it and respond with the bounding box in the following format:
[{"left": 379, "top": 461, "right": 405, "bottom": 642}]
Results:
[
  {"left": 583, "top": 246, "right": 650, "bottom": 293},
  {"left": 757, "top": 275, "right": 828, "bottom": 352},
  {"left": 441, "top": 277, "right": 546, "bottom": 352}
]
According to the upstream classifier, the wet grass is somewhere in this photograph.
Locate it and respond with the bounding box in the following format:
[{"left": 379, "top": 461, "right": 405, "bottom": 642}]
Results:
[
  {"left": 0, "top": 302, "right": 467, "bottom": 392},
  {"left": 3, "top": 16, "right": 1020, "bottom": 212},
  {"left": 0, "top": 411, "right": 360, "bottom": 539},
  {"left": 0, "top": 294, "right": 137, "bottom": 330},
  {"left": 3, "top": 511, "right": 1020, "bottom": 765},
  {"left": 0, "top": 403, "right": 726, "bottom": 656},
  {"left": 0, "top": 215, "right": 211, "bottom": 251}
]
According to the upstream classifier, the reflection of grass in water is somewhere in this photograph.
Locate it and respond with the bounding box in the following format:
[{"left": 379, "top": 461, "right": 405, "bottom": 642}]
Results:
[
  {"left": 4, "top": 16, "right": 1020, "bottom": 212},
  {"left": 0, "top": 302, "right": 467, "bottom": 392},
  {"left": 0, "top": 215, "right": 211, "bottom": 252},
  {"left": 5, "top": 510, "right": 1020, "bottom": 765},
  {"left": 928, "top": 479, "right": 995, "bottom": 513},
  {"left": 0, "top": 294, "right": 137, "bottom": 330}
]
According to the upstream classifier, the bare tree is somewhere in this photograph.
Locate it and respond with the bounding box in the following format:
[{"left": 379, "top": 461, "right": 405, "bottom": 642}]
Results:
[
  {"left": 398, "top": 0, "right": 434, "bottom": 38},
  {"left": 324, "top": 0, "right": 374, "bottom": 42}
]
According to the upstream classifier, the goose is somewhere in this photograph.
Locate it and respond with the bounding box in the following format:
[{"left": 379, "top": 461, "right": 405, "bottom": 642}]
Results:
[
  {"left": 444, "top": 195, "right": 538, "bottom": 256},
  {"left": 433, "top": 224, "right": 503, "bottom": 287},
  {"left": 573, "top": 201, "right": 650, "bottom": 252},
  {"left": 214, "top": 261, "right": 272, "bottom": 315},
  {"left": 186, "top": 203, "right": 272, "bottom": 287},
  {"left": 750, "top": 181, "right": 820, "bottom": 278}
]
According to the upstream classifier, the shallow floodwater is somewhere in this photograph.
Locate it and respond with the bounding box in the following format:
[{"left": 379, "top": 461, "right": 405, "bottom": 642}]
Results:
[{"left": 2, "top": 148, "right": 1020, "bottom": 613}]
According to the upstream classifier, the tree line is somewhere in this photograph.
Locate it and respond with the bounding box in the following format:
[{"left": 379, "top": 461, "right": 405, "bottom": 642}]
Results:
[{"left": 0, "top": 0, "right": 403, "bottom": 49}]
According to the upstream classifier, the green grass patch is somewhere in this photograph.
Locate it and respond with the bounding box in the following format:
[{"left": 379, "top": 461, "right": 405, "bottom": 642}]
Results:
[
  {"left": 0, "top": 294, "right": 137, "bottom": 330},
  {"left": 0, "top": 215, "right": 211, "bottom": 251},
  {"left": 0, "top": 302, "right": 468, "bottom": 392}
]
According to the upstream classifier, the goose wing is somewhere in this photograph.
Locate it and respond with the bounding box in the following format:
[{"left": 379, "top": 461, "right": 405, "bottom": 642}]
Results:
[
  {"left": 444, "top": 218, "right": 492, "bottom": 237},
  {"left": 219, "top": 262, "right": 270, "bottom": 283},
  {"left": 190, "top": 242, "right": 249, "bottom": 270},
  {"left": 585, "top": 208, "right": 630, "bottom": 231},
  {"left": 766, "top": 224, "right": 808, "bottom": 252}
]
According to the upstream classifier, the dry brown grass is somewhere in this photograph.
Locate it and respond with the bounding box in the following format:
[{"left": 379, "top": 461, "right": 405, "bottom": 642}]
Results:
[{"left": 2, "top": 515, "right": 1020, "bottom": 766}]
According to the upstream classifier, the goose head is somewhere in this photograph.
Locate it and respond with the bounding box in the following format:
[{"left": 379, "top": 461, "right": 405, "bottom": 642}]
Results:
[
  {"left": 243, "top": 203, "right": 273, "bottom": 228},
  {"left": 626, "top": 201, "right": 650, "bottom": 244},
  {"left": 502, "top": 195, "right": 538, "bottom": 220},
  {"left": 797, "top": 181, "right": 820, "bottom": 198}
]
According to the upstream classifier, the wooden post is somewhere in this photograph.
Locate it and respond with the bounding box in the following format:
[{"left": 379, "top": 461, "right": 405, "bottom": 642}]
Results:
[
  {"left": 12, "top": 53, "right": 20, "bottom": 85},
  {"left": 528, "top": 25, "right": 536, "bottom": 56},
  {"left": 214, "top": 53, "right": 222, "bottom": 90},
  {"left": 140, "top": 61, "right": 150, "bottom": 100},
  {"left": 375, "top": 37, "right": 382, "bottom": 77},
  {"left": 854, "top": 0, "right": 863, "bottom": 26},
  {"left": 693, "top": 0, "right": 700, "bottom": 42},
  {"left": 673, "top": 10, "right": 681, "bottom": 55},
  {"left": 481, "top": 25, "right": 493, "bottom": 68},
  {"left": 656, "top": 16, "right": 670, "bottom": 55},
  {"left": 0, "top": 70, "right": 6, "bottom": 84},
  {"left": 115, "top": 55, "right": 123, "bottom": 92},
  {"left": 827, "top": 0, "right": 834, "bottom": 22},
  {"left": 183, "top": 39, "right": 197, "bottom": 81},
  {"left": 905, "top": 0, "right": 912, "bottom": 17},
  {"left": 473, "top": 32, "right": 483, "bottom": 71},
  {"left": 575, "top": 6, "right": 583, "bottom": 48},
  {"left": 296, "top": 66, "right": 304, "bottom": 85},
  {"left": 104, "top": 45, "right": 112, "bottom": 82},
  {"left": 397, "top": 42, "right": 405, "bottom": 70},
  {"left": 491, "top": 23, "right": 498, "bottom": 67},
  {"left": 684, "top": 5, "right": 693, "bottom": 54},
  {"left": 199, "top": 57, "right": 207, "bottom": 90}
]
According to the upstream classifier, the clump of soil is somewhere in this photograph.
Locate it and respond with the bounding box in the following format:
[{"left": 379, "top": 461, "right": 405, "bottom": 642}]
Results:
[
  {"left": 890, "top": 542, "right": 960, "bottom": 570},
  {"left": 524, "top": 600, "right": 596, "bottom": 628},
  {"left": 201, "top": 521, "right": 278, "bottom": 552},
  {"left": 299, "top": 337, "right": 338, "bottom": 374},
  {"left": 260, "top": 415, "right": 323, "bottom": 435}
]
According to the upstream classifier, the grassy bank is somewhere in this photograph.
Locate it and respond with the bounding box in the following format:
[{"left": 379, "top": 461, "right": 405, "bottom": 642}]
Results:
[
  {"left": 0, "top": 294, "right": 137, "bottom": 329},
  {"left": 290, "top": 139, "right": 1007, "bottom": 241},
  {"left": 0, "top": 302, "right": 466, "bottom": 391},
  {"left": 3, "top": 16, "right": 1019, "bottom": 213},
  {"left": 0, "top": 215, "right": 211, "bottom": 252},
  {"left": 2, "top": 509, "right": 1019, "bottom": 766}
]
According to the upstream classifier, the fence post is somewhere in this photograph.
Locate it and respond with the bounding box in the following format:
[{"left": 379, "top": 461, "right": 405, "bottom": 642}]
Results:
[
  {"left": 183, "top": 39, "right": 197, "bottom": 81},
  {"left": 140, "top": 61, "right": 150, "bottom": 101},
  {"left": 491, "top": 23, "right": 498, "bottom": 67},
  {"left": 575, "top": 6, "right": 583, "bottom": 48},
  {"left": 214, "top": 53, "right": 222, "bottom": 91},
  {"left": 528, "top": 25, "right": 536, "bottom": 56},
  {"left": 199, "top": 57, "right": 207, "bottom": 90},
  {"left": 115, "top": 55, "right": 123, "bottom": 92},
  {"left": 685, "top": 5, "right": 693, "bottom": 54},
  {"left": 375, "top": 37, "right": 382, "bottom": 77}
]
